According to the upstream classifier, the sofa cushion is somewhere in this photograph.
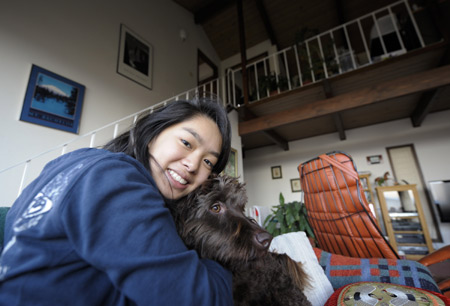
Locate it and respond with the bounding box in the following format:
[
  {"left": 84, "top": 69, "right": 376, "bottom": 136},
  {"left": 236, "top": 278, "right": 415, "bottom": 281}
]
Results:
[
  {"left": 315, "top": 248, "right": 441, "bottom": 293},
  {"left": 324, "top": 282, "right": 450, "bottom": 306}
]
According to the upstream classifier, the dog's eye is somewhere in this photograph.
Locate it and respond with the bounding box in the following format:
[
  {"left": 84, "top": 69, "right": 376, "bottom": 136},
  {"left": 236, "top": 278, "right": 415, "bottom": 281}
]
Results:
[{"left": 210, "top": 204, "right": 221, "bottom": 213}]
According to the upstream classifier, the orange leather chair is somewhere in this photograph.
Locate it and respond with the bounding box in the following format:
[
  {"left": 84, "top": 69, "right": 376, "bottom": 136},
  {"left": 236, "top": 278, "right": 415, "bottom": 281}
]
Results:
[
  {"left": 299, "top": 151, "right": 449, "bottom": 297},
  {"left": 299, "top": 151, "right": 398, "bottom": 259}
]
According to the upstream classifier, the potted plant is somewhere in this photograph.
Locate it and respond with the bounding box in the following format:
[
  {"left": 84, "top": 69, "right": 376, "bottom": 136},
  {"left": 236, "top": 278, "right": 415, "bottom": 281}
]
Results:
[
  {"left": 294, "top": 26, "right": 338, "bottom": 83},
  {"left": 263, "top": 193, "right": 315, "bottom": 242},
  {"left": 258, "top": 74, "right": 289, "bottom": 98},
  {"left": 258, "top": 73, "right": 278, "bottom": 97}
]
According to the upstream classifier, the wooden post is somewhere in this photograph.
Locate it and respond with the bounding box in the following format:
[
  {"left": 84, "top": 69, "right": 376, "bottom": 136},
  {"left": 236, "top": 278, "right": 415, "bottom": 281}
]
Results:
[{"left": 236, "top": 0, "right": 249, "bottom": 105}]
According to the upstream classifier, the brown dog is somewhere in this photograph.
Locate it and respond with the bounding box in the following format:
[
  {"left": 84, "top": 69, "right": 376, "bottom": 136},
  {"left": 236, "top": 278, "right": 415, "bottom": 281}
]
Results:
[{"left": 168, "top": 175, "right": 311, "bottom": 306}]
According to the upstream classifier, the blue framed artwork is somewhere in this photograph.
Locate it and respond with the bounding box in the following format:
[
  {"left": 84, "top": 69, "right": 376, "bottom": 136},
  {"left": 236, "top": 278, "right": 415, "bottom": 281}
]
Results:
[{"left": 20, "top": 65, "right": 85, "bottom": 134}]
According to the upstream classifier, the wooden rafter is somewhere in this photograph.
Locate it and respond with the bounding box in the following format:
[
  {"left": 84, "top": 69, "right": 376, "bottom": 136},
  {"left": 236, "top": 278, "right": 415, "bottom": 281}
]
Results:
[
  {"left": 241, "top": 108, "right": 289, "bottom": 151},
  {"left": 255, "top": 0, "right": 278, "bottom": 47},
  {"left": 193, "top": 0, "right": 235, "bottom": 24},
  {"left": 323, "top": 79, "right": 346, "bottom": 140},
  {"left": 239, "top": 65, "right": 450, "bottom": 136},
  {"left": 236, "top": 0, "right": 249, "bottom": 105},
  {"left": 411, "top": 87, "right": 445, "bottom": 127}
]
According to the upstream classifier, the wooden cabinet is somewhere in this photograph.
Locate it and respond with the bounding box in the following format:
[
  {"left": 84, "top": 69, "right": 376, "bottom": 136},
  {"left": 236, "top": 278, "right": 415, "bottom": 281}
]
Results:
[{"left": 376, "top": 184, "right": 434, "bottom": 260}]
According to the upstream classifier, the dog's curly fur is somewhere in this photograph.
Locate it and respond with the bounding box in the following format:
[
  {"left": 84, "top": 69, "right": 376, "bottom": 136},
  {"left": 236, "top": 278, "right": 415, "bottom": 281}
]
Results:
[{"left": 168, "top": 175, "right": 311, "bottom": 306}]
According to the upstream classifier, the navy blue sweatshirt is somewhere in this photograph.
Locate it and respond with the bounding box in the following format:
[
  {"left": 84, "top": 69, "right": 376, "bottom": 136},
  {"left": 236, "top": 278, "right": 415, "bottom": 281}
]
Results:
[{"left": 0, "top": 148, "right": 232, "bottom": 305}]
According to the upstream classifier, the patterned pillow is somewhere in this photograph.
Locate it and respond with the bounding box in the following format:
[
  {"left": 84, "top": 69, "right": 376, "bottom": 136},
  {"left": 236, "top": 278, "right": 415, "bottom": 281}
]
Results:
[
  {"left": 324, "top": 282, "right": 450, "bottom": 306},
  {"left": 314, "top": 248, "right": 441, "bottom": 293}
]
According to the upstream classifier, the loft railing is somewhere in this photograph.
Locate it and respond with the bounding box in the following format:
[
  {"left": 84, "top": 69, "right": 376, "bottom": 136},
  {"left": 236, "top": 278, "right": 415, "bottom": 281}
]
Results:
[
  {"left": 0, "top": 80, "right": 228, "bottom": 206},
  {"left": 225, "top": 0, "right": 440, "bottom": 106}
]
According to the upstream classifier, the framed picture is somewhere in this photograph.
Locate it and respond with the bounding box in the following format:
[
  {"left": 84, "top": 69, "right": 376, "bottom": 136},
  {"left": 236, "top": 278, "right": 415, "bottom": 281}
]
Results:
[
  {"left": 223, "top": 148, "right": 238, "bottom": 178},
  {"left": 290, "top": 178, "right": 302, "bottom": 192},
  {"left": 117, "top": 24, "right": 153, "bottom": 90},
  {"left": 366, "top": 154, "right": 383, "bottom": 165},
  {"left": 20, "top": 64, "right": 85, "bottom": 134},
  {"left": 271, "top": 165, "right": 282, "bottom": 179}
]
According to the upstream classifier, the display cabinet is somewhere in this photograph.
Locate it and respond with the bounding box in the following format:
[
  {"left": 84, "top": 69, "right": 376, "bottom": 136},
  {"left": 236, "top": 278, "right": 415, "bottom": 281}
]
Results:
[{"left": 376, "top": 184, "right": 434, "bottom": 260}]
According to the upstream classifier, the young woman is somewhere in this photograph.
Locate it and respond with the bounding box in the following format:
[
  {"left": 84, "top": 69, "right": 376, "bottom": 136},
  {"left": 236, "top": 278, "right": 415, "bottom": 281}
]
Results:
[{"left": 0, "top": 98, "right": 233, "bottom": 305}]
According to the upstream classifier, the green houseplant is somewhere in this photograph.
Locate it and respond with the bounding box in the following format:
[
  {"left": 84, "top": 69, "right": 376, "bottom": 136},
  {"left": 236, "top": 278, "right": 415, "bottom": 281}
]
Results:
[
  {"left": 263, "top": 193, "right": 315, "bottom": 240},
  {"left": 294, "top": 26, "right": 339, "bottom": 82},
  {"left": 257, "top": 73, "right": 289, "bottom": 98}
]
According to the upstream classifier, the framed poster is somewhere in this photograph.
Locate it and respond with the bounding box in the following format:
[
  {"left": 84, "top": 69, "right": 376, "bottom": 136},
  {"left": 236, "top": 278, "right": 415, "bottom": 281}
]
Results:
[
  {"left": 271, "top": 165, "right": 282, "bottom": 179},
  {"left": 117, "top": 24, "right": 153, "bottom": 90},
  {"left": 290, "top": 178, "right": 302, "bottom": 192},
  {"left": 223, "top": 148, "right": 238, "bottom": 178},
  {"left": 20, "top": 64, "right": 85, "bottom": 134}
]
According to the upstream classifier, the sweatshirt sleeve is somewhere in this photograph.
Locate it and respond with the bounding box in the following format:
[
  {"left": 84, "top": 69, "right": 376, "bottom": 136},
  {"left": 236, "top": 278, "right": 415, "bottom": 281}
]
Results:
[{"left": 59, "top": 156, "right": 233, "bottom": 306}]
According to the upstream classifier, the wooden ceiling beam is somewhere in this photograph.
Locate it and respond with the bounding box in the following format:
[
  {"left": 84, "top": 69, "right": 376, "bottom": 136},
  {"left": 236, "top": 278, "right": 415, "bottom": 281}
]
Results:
[
  {"left": 323, "top": 79, "right": 346, "bottom": 140},
  {"left": 411, "top": 87, "right": 445, "bottom": 127},
  {"left": 193, "top": 0, "right": 235, "bottom": 24},
  {"left": 255, "top": 0, "right": 278, "bottom": 47},
  {"left": 262, "top": 131, "right": 289, "bottom": 151},
  {"left": 239, "top": 65, "right": 450, "bottom": 135},
  {"left": 333, "top": 113, "right": 346, "bottom": 140},
  {"left": 241, "top": 108, "right": 289, "bottom": 150},
  {"left": 236, "top": 0, "right": 249, "bottom": 106}
]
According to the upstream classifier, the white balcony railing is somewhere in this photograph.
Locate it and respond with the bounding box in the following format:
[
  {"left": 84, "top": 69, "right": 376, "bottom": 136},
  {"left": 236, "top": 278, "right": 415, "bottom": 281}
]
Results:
[
  {"left": 225, "top": 0, "right": 440, "bottom": 107},
  {"left": 0, "top": 81, "right": 229, "bottom": 206},
  {"left": 0, "top": 0, "right": 442, "bottom": 206}
]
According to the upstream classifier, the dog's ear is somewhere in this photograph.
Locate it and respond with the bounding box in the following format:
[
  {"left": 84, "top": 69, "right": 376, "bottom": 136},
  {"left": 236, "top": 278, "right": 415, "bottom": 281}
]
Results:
[{"left": 280, "top": 254, "right": 311, "bottom": 290}]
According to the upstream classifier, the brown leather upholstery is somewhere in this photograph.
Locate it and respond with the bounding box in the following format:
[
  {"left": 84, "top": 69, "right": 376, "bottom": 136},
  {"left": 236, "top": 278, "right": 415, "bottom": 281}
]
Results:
[
  {"left": 419, "top": 245, "right": 450, "bottom": 297},
  {"left": 299, "top": 151, "right": 399, "bottom": 259}
]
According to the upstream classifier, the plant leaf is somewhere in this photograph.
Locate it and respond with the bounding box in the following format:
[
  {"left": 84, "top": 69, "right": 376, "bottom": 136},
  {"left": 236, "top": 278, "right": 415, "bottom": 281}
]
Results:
[{"left": 279, "top": 193, "right": 285, "bottom": 206}]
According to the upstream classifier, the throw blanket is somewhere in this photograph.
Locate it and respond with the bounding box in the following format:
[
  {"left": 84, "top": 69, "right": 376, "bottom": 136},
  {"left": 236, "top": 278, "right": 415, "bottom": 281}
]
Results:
[{"left": 314, "top": 248, "right": 441, "bottom": 293}]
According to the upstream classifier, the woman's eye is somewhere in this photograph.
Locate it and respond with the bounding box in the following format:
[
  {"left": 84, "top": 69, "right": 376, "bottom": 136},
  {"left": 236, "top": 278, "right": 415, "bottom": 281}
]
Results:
[
  {"left": 210, "top": 204, "right": 221, "bottom": 213},
  {"left": 204, "top": 159, "right": 214, "bottom": 168},
  {"left": 181, "top": 139, "right": 191, "bottom": 148}
]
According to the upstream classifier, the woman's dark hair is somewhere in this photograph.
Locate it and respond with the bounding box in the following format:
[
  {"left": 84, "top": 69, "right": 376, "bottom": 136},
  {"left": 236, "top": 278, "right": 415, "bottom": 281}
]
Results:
[{"left": 103, "top": 98, "right": 232, "bottom": 174}]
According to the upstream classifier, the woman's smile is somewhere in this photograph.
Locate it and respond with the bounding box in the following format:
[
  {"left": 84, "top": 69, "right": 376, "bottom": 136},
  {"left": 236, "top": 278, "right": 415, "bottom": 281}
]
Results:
[{"left": 148, "top": 115, "right": 222, "bottom": 200}]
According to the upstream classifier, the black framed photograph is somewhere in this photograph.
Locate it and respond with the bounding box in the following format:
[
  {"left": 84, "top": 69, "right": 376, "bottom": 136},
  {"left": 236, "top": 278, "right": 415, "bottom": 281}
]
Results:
[
  {"left": 290, "top": 178, "right": 302, "bottom": 192},
  {"left": 223, "top": 148, "right": 238, "bottom": 178},
  {"left": 117, "top": 24, "right": 153, "bottom": 90},
  {"left": 20, "top": 64, "right": 85, "bottom": 134},
  {"left": 271, "top": 165, "right": 282, "bottom": 179}
]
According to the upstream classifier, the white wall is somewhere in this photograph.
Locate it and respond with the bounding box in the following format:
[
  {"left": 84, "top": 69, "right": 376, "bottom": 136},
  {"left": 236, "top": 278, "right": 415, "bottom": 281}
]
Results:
[
  {"left": 228, "top": 110, "right": 245, "bottom": 182},
  {"left": 0, "top": 0, "right": 225, "bottom": 205},
  {"left": 243, "top": 110, "right": 450, "bottom": 247}
]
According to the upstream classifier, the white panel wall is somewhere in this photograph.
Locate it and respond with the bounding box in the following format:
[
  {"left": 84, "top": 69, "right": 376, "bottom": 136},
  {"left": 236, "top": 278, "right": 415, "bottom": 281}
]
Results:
[
  {"left": 0, "top": 0, "right": 222, "bottom": 204},
  {"left": 243, "top": 110, "right": 450, "bottom": 246}
]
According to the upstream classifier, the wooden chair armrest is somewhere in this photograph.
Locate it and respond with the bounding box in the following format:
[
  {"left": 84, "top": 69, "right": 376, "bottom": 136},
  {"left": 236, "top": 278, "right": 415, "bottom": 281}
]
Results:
[
  {"left": 438, "top": 279, "right": 450, "bottom": 298},
  {"left": 418, "top": 245, "right": 450, "bottom": 266}
]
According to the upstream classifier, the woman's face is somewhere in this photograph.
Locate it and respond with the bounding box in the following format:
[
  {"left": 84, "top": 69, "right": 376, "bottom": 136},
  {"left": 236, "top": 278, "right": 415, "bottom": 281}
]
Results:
[{"left": 148, "top": 115, "right": 222, "bottom": 200}]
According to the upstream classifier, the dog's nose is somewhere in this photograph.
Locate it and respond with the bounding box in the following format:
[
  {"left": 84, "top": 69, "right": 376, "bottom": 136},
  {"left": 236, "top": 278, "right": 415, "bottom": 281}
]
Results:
[{"left": 255, "top": 231, "right": 273, "bottom": 250}]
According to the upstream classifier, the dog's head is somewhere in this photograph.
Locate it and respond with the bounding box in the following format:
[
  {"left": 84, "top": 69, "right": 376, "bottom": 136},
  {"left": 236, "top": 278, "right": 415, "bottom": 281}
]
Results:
[{"left": 169, "top": 175, "right": 273, "bottom": 270}]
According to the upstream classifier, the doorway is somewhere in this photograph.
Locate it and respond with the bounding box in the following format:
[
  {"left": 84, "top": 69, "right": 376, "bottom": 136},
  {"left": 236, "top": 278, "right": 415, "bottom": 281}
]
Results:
[{"left": 387, "top": 144, "right": 442, "bottom": 241}]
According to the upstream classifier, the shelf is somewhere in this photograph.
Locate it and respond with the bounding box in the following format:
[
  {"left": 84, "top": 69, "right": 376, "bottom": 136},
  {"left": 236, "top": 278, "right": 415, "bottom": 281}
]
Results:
[
  {"left": 397, "top": 243, "right": 427, "bottom": 247},
  {"left": 375, "top": 184, "right": 434, "bottom": 257},
  {"left": 393, "top": 230, "right": 423, "bottom": 234},
  {"left": 389, "top": 212, "right": 418, "bottom": 218}
]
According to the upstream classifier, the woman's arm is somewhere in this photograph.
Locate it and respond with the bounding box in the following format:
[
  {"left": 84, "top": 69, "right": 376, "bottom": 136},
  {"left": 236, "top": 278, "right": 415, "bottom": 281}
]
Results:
[{"left": 60, "top": 156, "right": 233, "bottom": 305}]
